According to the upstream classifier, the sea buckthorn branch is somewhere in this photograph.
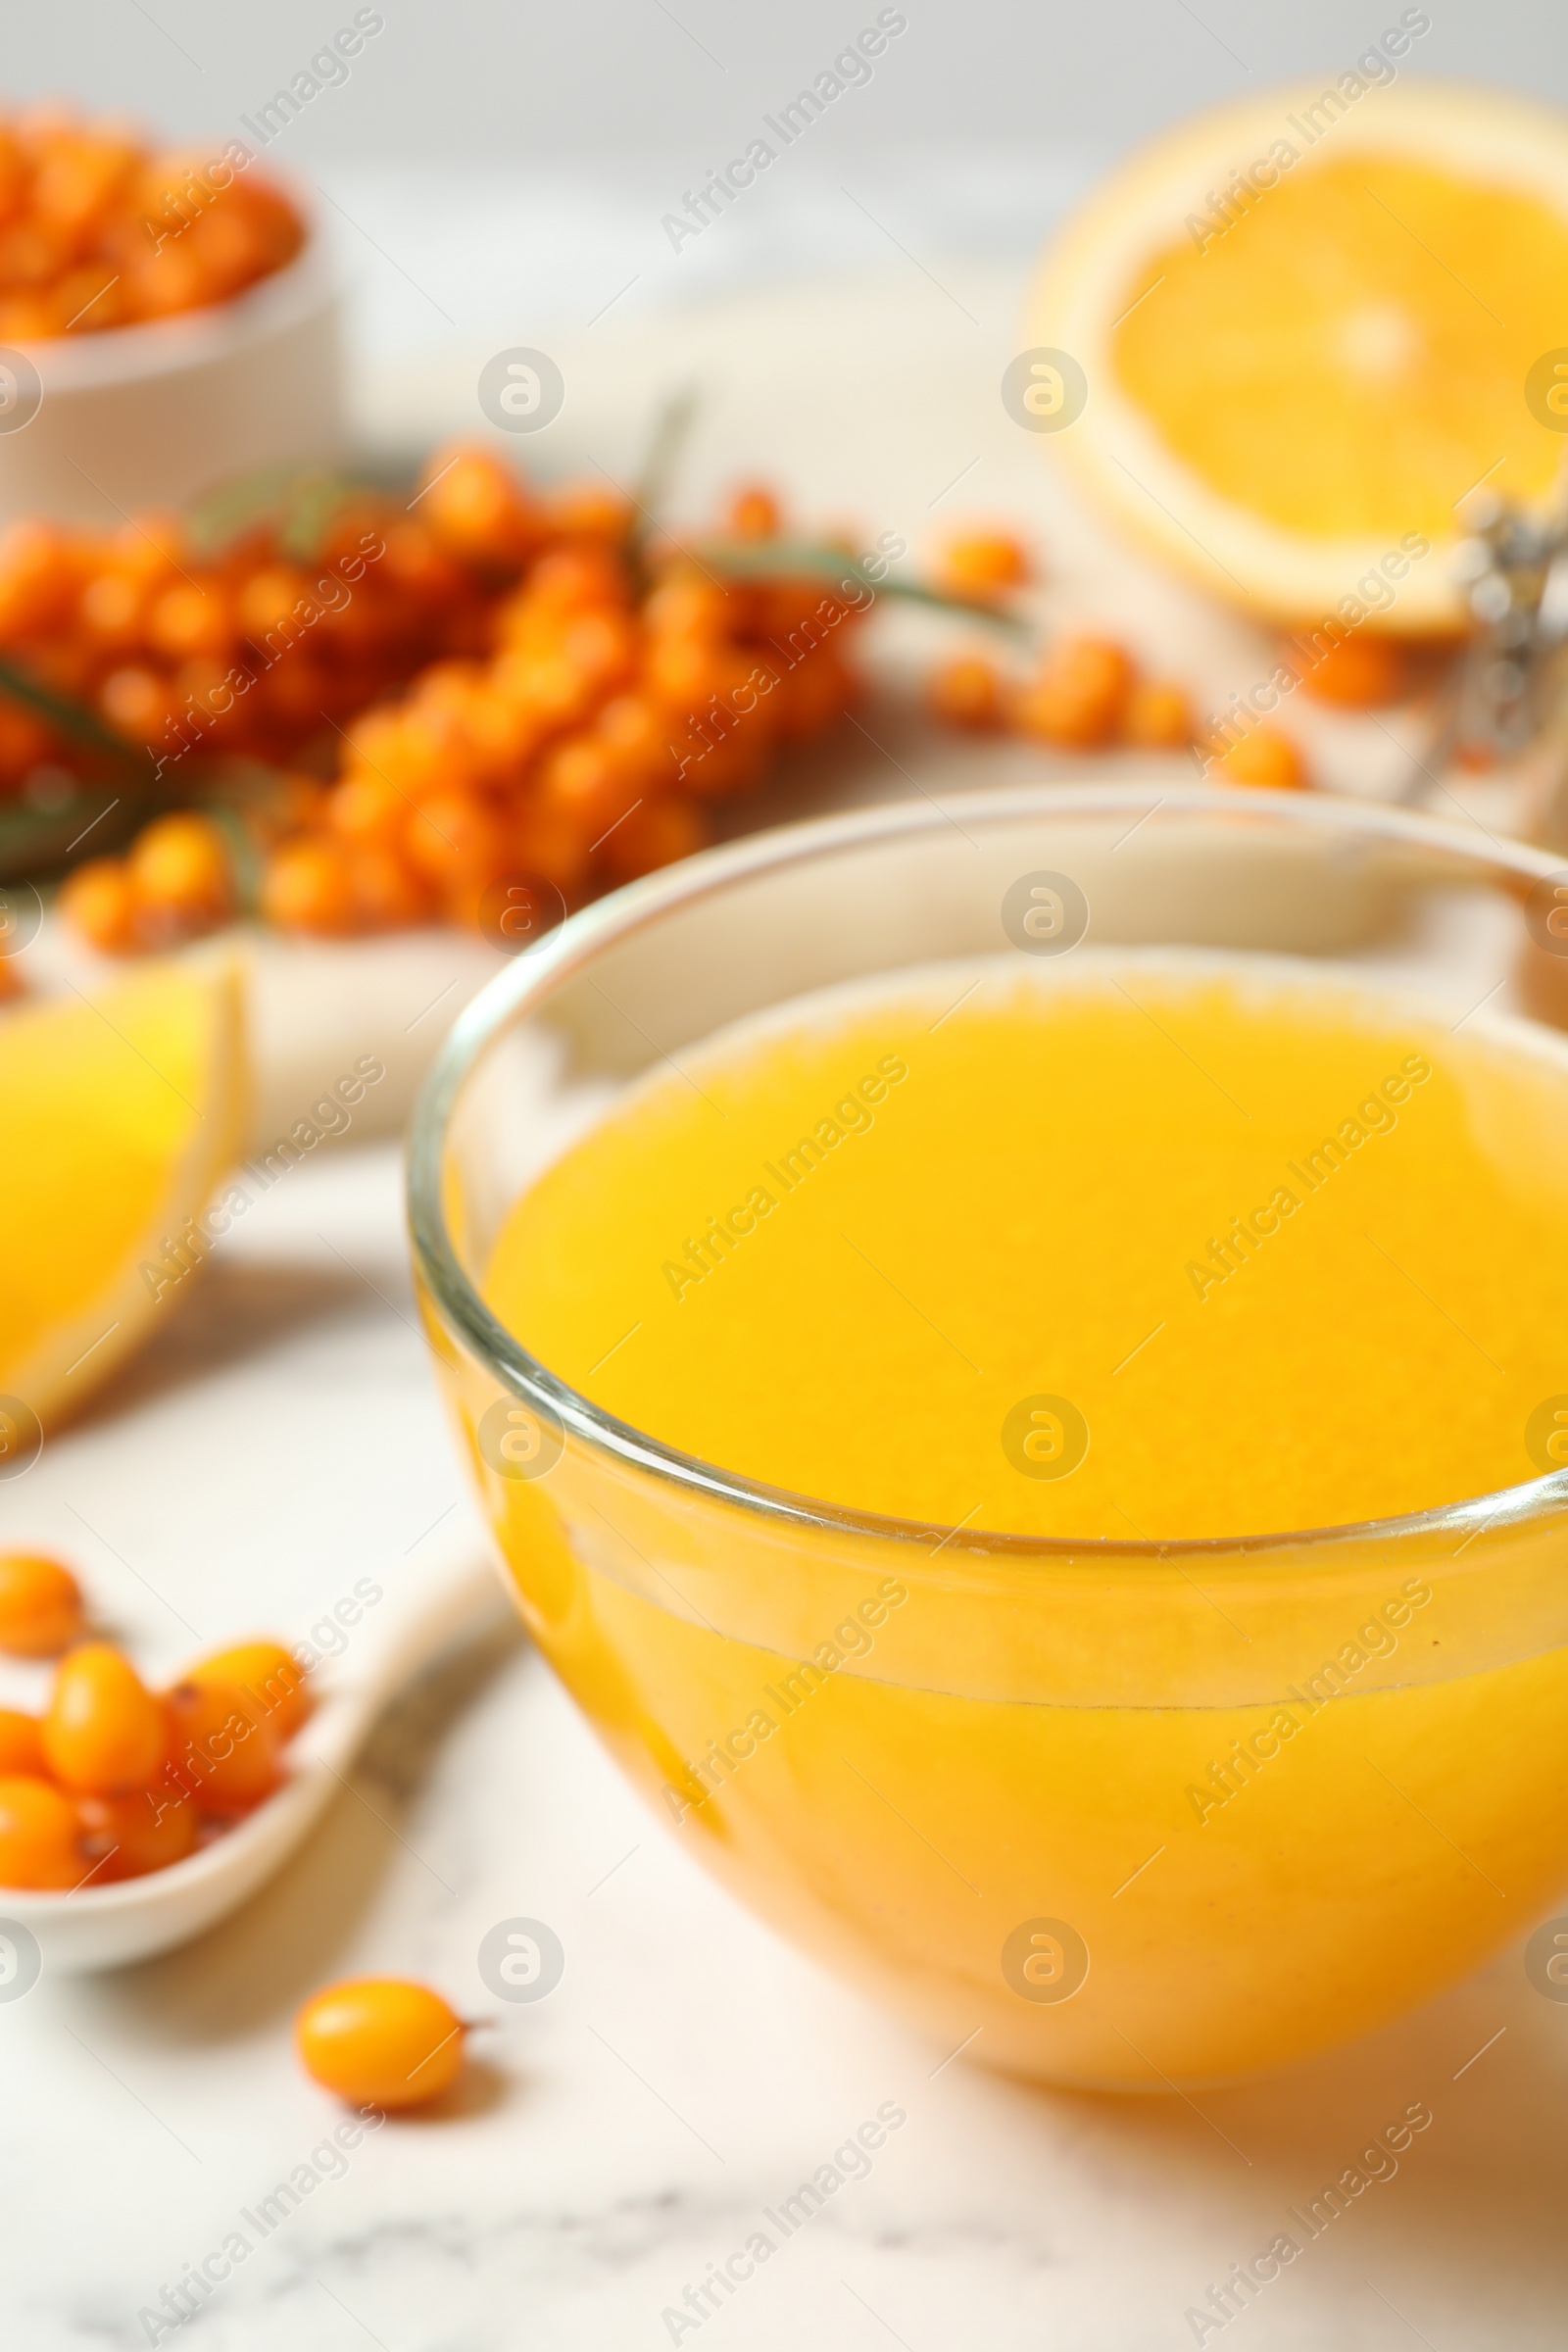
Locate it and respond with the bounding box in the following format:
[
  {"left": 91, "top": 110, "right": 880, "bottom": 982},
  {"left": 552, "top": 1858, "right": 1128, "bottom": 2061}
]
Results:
[
  {"left": 8, "top": 436, "right": 1058, "bottom": 957},
  {"left": 30, "top": 446, "right": 902, "bottom": 949},
  {"left": 696, "top": 532, "right": 1026, "bottom": 631}
]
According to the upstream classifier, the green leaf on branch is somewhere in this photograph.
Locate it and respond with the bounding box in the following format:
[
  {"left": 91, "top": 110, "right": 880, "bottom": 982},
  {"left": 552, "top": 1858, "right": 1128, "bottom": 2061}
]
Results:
[
  {"left": 624, "top": 384, "right": 702, "bottom": 592},
  {"left": 0, "top": 788, "right": 139, "bottom": 882},
  {"left": 692, "top": 539, "right": 1030, "bottom": 631},
  {"left": 0, "top": 653, "right": 156, "bottom": 777}
]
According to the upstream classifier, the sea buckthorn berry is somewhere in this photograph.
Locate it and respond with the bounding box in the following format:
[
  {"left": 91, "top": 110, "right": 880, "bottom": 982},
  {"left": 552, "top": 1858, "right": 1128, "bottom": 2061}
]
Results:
[
  {"left": 349, "top": 843, "right": 434, "bottom": 931},
  {"left": 59, "top": 857, "right": 139, "bottom": 955},
  {"left": 260, "top": 836, "right": 358, "bottom": 935},
  {"left": 296, "top": 1979, "right": 467, "bottom": 2110},
  {"left": 186, "top": 1641, "right": 311, "bottom": 1742},
  {"left": 145, "top": 581, "right": 232, "bottom": 662},
  {"left": 163, "top": 1678, "right": 283, "bottom": 1816},
  {"left": 403, "top": 793, "right": 506, "bottom": 888},
  {"left": 643, "top": 572, "right": 731, "bottom": 642},
  {"left": 38, "top": 131, "right": 138, "bottom": 235},
  {"left": 173, "top": 660, "right": 231, "bottom": 722},
  {"left": 388, "top": 709, "right": 470, "bottom": 789},
  {"left": 126, "top": 811, "right": 233, "bottom": 940},
  {"left": 489, "top": 647, "right": 596, "bottom": 730},
  {"left": 324, "top": 771, "right": 409, "bottom": 847},
  {"left": 0, "top": 1552, "right": 85, "bottom": 1656},
  {"left": 43, "top": 1642, "right": 169, "bottom": 1794},
  {"left": 185, "top": 193, "right": 291, "bottom": 305},
  {"left": 0, "top": 292, "right": 52, "bottom": 342},
  {"left": 595, "top": 693, "right": 670, "bottom": 783},
  {"left": 237, "top": 564, "right": 311, "bottom": 647},
  {"left": 121, "top": 239, "right": 196, "bottom": 321},
  {"left": 1209, "top": 725, "right": 1307, "bottom": 788},
  {"left": 414, "top": 658, "right": 487, "bottom": 716},
  {"left": 547, "top": 482, "right": 633, "bottom": 542},
  {"left": 1013, "top": 637, "right": 1133, "bottom": 749},
  {"left": 537, "top": 736, "right": 624, "bottom": 833},
  {"left": 562, "top": 609, "right": 635, "bottom": 692},
  {"left": 1297, "top": 633, "right": 1409, "bottom": 709},
  {"left": 927, "top": 654, "right": 1004, "bottom": 730},
  {"left": 0, "top": 519, "right": 79, "bottom": 635},
  {"left": 340, "top": 710, "right": 430, "bottom": 792},
  {"left": 0, "top": 1775, "right": 85, "bottom": 1890},
  {"left": 516, "top": 544, "right": 623, "bottom": 614},
  {"left": 1121, "top": 678, "right": 1196, "bottom": 749},
  {"left": 98, "top": 663, "right": 178, "bottom": 746},
  {"left": 78, "top": 570, "right": 144, "bottom": 649},
  {"left": 0, "top": 1710, "right": 45, "bottom": 1777},
  {"left": 375, "top": 519, "right": 463, "bottom": 603},
  {"left": 449, "top": 682, "right": 540, "bottom": 775},
  {"left": 727, "top": 483, "right": 781, "bottom": 540},
  {"left": 936, "top": 530, "right": 1030, "bottom": 595},
  {"left": 109, "top": 510, "right": 187, "bottom": 582},
  {"left": 643, "top": 632, "right": 725, "bottom": 712},
  {"left": 417, "top": 446, "right": 538, "bottom": 569},
  {"left": 76, "top": 1786, "right": 198, "bottom": 1882}
]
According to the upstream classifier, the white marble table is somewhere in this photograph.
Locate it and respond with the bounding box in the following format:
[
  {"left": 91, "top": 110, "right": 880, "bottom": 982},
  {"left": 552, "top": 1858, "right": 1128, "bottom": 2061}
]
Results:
[{"left": 2, "top": 201, "right": 1564, "bottom": 2349}]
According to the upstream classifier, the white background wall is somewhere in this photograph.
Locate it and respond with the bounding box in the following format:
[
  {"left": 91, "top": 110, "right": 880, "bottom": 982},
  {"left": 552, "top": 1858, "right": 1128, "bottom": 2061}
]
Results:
[
  {"left": 6, "top": 1, "right": 1564, "bottom": 170},
  {"left": 9, "top": 6, "right": 1566, "bottom": 364}
]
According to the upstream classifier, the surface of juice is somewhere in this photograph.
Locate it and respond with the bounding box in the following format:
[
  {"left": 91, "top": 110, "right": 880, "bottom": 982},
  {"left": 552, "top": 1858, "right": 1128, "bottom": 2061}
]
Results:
[{"left": 475, "top": 955, "right": 1568, "bottom": 2084}]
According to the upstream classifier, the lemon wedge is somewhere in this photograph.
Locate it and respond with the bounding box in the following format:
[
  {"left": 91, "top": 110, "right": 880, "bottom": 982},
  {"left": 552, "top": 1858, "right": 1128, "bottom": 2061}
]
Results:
[{"left": 0, "top": 959, "right": 247, "bottom": 1446}]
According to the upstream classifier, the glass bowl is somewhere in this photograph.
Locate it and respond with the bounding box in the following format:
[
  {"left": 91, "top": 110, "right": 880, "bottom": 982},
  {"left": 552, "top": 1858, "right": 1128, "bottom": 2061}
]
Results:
[{"left": 408, "top": 783, "right": 1568, "bottom": 2089}]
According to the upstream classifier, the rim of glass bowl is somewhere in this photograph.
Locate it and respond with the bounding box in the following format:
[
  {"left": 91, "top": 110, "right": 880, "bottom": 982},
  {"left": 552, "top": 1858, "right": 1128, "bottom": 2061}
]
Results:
[{"left": 408, "top": 780, "right": 1568, "bottom": 1563}]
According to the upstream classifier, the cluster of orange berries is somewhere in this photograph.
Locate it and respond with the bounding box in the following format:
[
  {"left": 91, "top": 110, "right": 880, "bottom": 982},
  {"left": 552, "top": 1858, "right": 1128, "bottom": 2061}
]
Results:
[
  {"left": 57, "top": 456, "right": 865, "bottom": 947},
  {"left": 0, "top": 1550, "right": 309, "bottom": 1889},
  {"left": 0, "top": 104, "right": 303, "bottom": 341},
  {"left": 926, "top": 530, "right": 1257, "bottom": 768},
  {"left": 0, "top": 461, "right": 537, "bottom": 801},
  {"left": 927, "top": 529, "right": 1423, "bottom": 787},
  {"left": 931, "top": 621, "right": 1319, "bottom": 783},
  {"left": 930, "top": 632, "right": 1209, "bottom": 753},
  {"left": 0, "top": 1549, "right": 471, "bottom": 2111},
  {"left": 930, "top": 627, "right": 1316, "bottom": 783},
  {"left": 927, "top": 528, "right": 1292, "bottom": 783},
  {"left": 261, "top": 474, "right": 861, "bottom": 935},
  {"left": 34, "top": 505, "right": 1427, "bottom": 959},
  {"left": 58, "top": 808, "right": 240, "bottom": 958}
]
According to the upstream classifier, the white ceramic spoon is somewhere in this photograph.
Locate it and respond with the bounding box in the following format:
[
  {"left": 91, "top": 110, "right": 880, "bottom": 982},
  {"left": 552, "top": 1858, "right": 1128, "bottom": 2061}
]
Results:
[{"left": 2, "top": 1540, "right": 513, "bottom": 1974}]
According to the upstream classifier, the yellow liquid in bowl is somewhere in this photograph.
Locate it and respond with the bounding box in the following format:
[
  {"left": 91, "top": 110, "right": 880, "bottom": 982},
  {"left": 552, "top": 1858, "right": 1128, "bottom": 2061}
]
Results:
[{"left": 474, "top": 956, "right": 1568, "bottom": 2084}]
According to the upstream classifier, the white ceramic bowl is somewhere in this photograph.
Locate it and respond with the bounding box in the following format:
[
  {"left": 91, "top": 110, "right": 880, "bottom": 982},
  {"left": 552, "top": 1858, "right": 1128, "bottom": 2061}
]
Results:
[{"left": 0, "top": 234, "right": 345, "bottom": 527}]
